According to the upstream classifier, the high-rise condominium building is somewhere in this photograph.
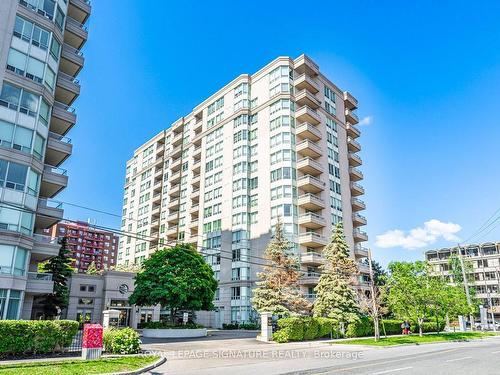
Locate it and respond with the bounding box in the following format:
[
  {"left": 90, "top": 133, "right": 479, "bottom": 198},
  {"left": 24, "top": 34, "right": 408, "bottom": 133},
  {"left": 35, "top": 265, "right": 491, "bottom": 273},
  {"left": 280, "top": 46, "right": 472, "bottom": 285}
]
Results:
[
  {"left": 48, "top": 221, "right": 119, "bottom": 273},
  {"left": 426, "top": 242, "right": 500, "bottom": 319},
  {"left": 120, "top": 55, "right": 368, "bottom": 325},
  {"left": 0, "top": 0, "right": 90, "bottom": 319}
]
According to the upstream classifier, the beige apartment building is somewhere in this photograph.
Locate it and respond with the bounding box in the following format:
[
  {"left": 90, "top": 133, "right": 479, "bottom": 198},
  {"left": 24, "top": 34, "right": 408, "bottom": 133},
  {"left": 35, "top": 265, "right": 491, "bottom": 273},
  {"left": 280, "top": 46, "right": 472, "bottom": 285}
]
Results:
[
  {"left": 0, "top": 0, "right": 90, "bottom": 319},
  {"left": 426, "top": 242, "right": 500, "bottom": 318},
  {"left": 119, "top": 55, "right": 368, "bottom": 325}
]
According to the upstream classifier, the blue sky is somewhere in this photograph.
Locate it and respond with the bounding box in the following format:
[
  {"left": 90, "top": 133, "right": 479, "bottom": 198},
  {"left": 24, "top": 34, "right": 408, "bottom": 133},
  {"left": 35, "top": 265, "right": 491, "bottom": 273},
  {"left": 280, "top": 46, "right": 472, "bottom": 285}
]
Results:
[{"left": 60, "top": 0, "right": 500, "bottom": 267}]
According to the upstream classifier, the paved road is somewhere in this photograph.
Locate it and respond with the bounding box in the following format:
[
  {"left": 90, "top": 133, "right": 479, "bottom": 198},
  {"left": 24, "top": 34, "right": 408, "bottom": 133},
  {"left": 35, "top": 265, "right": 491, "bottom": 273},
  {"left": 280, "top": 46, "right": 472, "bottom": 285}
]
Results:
[{"left": 142, "top": 331, "right": 500, "bottom": 375}]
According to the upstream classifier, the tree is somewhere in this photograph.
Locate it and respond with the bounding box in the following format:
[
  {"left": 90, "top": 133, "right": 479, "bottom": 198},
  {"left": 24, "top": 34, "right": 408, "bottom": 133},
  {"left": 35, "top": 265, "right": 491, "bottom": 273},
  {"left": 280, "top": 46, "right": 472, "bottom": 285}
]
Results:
[
  {"left": 86, "top": 261, "right": 100, "bottom": 275},
  {"left": 252, "top": 220, "right": 311, "bottom": 316},
  {"left": 129, "top": 244, "right": 217, "bottom": 324},
  {"left": 386, "top": 261, "right": 434, "bottom": 336},
  {"left": 39, "top": 237, "right": 73, "bottom": 319},
  {"left": 313, "top": 222, "right": 359, "bottom": 331}
]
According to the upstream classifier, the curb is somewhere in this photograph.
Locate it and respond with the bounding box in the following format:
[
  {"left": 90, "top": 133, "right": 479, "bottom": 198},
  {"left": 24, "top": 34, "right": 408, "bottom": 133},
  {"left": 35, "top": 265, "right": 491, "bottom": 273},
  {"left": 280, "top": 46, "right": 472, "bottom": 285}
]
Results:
[{"left": 107, "top": 356, "right": 166, "bottom": 375}]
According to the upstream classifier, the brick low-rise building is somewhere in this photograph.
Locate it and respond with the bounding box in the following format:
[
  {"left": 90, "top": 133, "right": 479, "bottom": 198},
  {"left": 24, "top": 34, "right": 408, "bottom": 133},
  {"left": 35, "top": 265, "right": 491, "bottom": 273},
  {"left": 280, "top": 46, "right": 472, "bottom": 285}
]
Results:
[{"left": 49, "top": 221, "right": 119, "bottom": 273}]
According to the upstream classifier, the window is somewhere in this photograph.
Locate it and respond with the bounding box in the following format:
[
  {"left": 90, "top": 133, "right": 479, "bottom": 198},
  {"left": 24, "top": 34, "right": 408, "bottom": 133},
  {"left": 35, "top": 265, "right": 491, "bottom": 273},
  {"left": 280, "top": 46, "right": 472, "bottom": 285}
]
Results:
[
  {"left": 0, "top": 204, "right": 34, "bottom": 235},
  {"left": 13, "top": 16, "right": 51, "bottom": 51},
  {"left": 54, "top": 6, "right": 65, "bottom": 31},
  {"left": 0, "top": 245, "right": 27, "bottom": 276},
  {"left": 0, "top": 82, "right": 40, "bottom": 118},
  {"left": 50, "top": 36, "right": 61, "bottom": 61}
]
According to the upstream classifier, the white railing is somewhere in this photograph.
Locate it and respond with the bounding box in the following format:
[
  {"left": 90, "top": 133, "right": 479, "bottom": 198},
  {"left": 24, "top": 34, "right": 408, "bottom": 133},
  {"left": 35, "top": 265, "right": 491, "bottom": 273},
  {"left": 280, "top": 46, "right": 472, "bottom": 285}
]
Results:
[{"left": 28, "top": 272, "right": 53, "bottom": 281}]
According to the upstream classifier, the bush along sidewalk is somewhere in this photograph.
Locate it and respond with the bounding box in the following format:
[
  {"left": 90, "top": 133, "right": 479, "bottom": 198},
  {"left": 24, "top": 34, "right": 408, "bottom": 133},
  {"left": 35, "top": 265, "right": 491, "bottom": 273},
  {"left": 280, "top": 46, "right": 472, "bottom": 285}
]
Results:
[
  {"left": 222, "top": 323, "right": 260, "bottom": 330},
  {"left": 103, "top": 327, "right": 141, "bottom": 354},
  {"left": 0, "top": 320, "right": 79, "bottom": 357}
]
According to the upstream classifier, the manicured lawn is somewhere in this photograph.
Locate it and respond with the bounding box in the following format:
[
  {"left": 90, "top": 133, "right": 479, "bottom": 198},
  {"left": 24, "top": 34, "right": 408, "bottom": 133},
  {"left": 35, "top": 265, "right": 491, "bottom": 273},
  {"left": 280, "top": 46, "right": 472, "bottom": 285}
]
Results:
[
  {"left": 331, "top": 332, "right": 498, "bottom": 347},
  {"left": 0, "top": 355, "right": 160, "bottom": 375}
]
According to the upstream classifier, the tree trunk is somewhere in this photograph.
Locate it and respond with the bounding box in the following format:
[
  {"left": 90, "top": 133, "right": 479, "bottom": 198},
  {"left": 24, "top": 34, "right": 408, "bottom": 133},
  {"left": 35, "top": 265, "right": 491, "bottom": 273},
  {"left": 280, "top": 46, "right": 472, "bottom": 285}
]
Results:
[
  {"left": 374, "top": 316, "right": 380, "bottom": 341},
  {"left": 171, "top": 308, "right": 176, "bottom": 325},
  {"left": 418, "top": 318, "right": 424, "bottom": 337},
  {"left": 381, "top": 319, "right": 387, "bottom": 338}
]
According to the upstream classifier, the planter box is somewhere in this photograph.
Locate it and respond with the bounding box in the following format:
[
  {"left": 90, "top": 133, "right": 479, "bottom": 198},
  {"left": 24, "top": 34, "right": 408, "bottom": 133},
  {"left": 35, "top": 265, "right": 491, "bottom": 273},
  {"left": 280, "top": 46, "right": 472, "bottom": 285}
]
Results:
[{"left": 142, "top": 328, "right": 207, "bottom": 338}]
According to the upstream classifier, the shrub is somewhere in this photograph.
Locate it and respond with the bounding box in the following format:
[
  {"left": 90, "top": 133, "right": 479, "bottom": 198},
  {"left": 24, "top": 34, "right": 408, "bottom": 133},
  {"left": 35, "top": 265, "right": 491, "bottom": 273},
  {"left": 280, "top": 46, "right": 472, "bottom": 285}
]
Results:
[
  {"left": 0, "top": 320, "right": 79, "bottom": 356},
  {"left": 410, "top": 321, "right": 445, "bottom": 333},
  {"left": 140, "top": 321, "right": 203, "bottom": 329},
  {"left": 222, "top": 323, "right": 259, "bottom": 330},
  {"left": 103, "top": 328, "right": 141, "bottom": 354},
  {"left": 380, "top": 319, "right": 403, "bottom": 335},
  {"left": 345, "top": 316, "right": 373, "bottom": 338},
  {"left": 274, "top": 317, "right": 337, "bottom": 343}
]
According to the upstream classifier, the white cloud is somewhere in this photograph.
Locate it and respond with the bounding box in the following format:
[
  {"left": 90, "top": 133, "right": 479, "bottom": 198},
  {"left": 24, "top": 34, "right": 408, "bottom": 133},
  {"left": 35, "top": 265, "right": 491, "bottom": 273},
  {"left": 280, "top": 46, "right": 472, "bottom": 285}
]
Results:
[
  {"left": 375, "top": 219, "right": 461, "bottom": 250},
  {"left": 358, "top": 116, "right": 373, "bottom": 126}
]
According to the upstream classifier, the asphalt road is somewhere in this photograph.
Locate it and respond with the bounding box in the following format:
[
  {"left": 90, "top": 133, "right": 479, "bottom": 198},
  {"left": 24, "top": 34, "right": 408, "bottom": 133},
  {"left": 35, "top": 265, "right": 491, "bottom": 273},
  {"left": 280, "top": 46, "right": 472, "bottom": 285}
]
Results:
[{"left": 142, "top": 331, "right": 500, "bottom": 375}]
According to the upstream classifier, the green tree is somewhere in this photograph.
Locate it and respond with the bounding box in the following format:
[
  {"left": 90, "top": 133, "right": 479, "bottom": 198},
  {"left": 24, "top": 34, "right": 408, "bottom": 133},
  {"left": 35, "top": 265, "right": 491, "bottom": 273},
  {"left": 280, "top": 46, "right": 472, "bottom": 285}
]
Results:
[
  {"left": 313, "top": 222, "right": 359, "bottom": 331},
  {"left": 386, "top": 261, "right": 434, "bottom": 336},
  {"left": 86, "top": 261, "right": 100, "bottom": 275},
  {"left": 252, "top": 220, "right": 311, "bottom": 316},
  {"left": 39, "top": 237, "right": 73, "bottom": 319},
  {"left": 129, "top": 244, "right": 217, "bottom": 324}
]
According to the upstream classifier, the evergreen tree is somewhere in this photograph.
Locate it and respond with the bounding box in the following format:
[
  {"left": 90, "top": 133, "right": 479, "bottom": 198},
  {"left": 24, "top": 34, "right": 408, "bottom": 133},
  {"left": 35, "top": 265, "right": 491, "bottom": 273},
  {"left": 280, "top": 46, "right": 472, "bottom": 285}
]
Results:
[
  {"left": 40, "top": 237, "right": 74, "bottom": 319},
  {"left": 313, "top": 222, "right": 359, "bottom": 328},
  {"left": 252, "top": 220, "right": 311, "bottom": 316}
]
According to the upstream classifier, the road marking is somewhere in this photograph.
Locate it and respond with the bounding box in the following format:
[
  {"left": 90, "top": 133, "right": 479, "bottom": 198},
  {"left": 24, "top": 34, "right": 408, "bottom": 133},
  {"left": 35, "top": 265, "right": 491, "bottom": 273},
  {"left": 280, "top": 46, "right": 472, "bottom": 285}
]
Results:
[
  {"left": 445, "top": 356, "right": 472, "bottom": 362},
  {"left": 370, "top": 367, "right": 413, "bottom": 375},
  {"left": 310, "top": 348, "right": 458, "bottom": 374}
]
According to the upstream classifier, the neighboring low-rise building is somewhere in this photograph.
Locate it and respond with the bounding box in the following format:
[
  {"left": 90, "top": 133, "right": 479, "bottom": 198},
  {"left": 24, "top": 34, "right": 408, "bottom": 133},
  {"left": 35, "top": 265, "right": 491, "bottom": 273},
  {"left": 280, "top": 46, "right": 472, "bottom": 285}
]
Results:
[
  {"left": 425, "top": 242, "right": 500, "bottom": 318},
  {"left": 48, "top": 220, "right": 119, "bottom": 273}
]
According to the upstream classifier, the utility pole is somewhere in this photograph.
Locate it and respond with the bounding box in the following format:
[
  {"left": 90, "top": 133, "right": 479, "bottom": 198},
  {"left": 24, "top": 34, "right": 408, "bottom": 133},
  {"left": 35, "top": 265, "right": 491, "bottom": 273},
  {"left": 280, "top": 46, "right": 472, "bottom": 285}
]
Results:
[
  {"left": 457, "top": 244, "right": 475, "bottom": 330},
  {"left": 368, "top": 249, "right": 380, "bottom": 341}
]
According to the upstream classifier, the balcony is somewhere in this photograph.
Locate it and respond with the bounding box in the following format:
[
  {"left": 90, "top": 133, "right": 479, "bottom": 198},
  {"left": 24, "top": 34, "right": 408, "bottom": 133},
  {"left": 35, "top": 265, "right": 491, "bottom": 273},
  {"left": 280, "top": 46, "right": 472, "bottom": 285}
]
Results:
[
  {"left": 41, "top": 166, "right": 68, "bottom": 198},
  {"left": 358, "top": 262, "right": 370, "bottom": 275},
  {"left": 349, "top": 167, "right": 363, "bottom": 182},
  {"left": 60, "top": 43, "right": 84, "bottom": 77},
  {"left": 192, "top": 159, "right": 201, "bottom": 173},
  {"left": 32, "top": 234, "right": 60, "bottom": 260},
  {"left": 166, "top": 225, "right": 178, "bottom": 236},
  {"left": 172, "top": 131, "right": 184, "bottom": 147},
  {"left": 354, "top": 245, "right": 369, "bottom": 258},
  {"left": 45, "top": 132, "right": 72, "bottom": 167},
  {"left": 167, "top": 211, "right": 179, "bottom": 224},
  {"left": 170, "top": 170, "right": 181, "bottom": 184},
  {"left": 152, "top": 192, "right": 161, "bottom": 203},
  {"left": 295, "top": 89, "right": 321, "bottom": 109},
  {"left": 297, "top": 174, "right": 325, "bottom": 193},
  {"left": 296, "top": 140, "right": 322, "bottom": 158},
  {"left": 170, "top": 144, "right": 183, "bottom": 159},
  {"left": 191, "top": 174, "right": 201, "bottom": 187},
  {"left": 298, "top": 193, "right": 325, "bottom": 211},
  {"left": 294, "top": 55, "right": 319, "bottom": 77},
  {"left": 64, "top": 17, "right": 89, "bottom": 50},
  {"left": 298, "top": 212, "right": 326, "bottom": 229},
  {"left": 348, "top": 152, "right": 362, "bottom": 167},
  {"left": 301, "top": 252, "right": 324, "bottom": 266},
  {"left": 150, "top": 218, "right": 160, "bottom": 228},
  {"left": 297, "top": 157, "right": 323, "bottom": 176},
  {"left": 26, "top": 272, "right": 54, "bottom": 294},
  {"left": 170, "top": 157, "right": 182, "bottom": 172},
  {"left": 68, "top": 0, "right": 91, "bottom": 24},
  {"left": 352, "top": 198, "right": 366, "bottom": 211},
  {"left": 36, "top": 199, "right": 63, "bottom": 229},
  {"left": 346, "top": 122, "right": 360, "bottom": 138},
  {"left": 354, "top": 229, "right": 369, "bottom": 242},
  {"left": 191, "top": 188, "right": 200, "bottom": 201},
  {"left": 353, "top": 213, "right": 367, "bottom": 227},
  {"left": 190, "top": 219, "right": 199, "bottom": 230},
  {"left": 167, "top": 197, "right": 180, "bottom": 210},
  {"left": 193, "top": 145, "right": 202, "bottom": 158},
  {"left": 347, "top": 137, "right": 361, "bottom": 152},
  {"left": 169, "top": 183, "right": 180, "bottom": 197},
  {"left": 50, "top": 101, "right": 76, "bottom": 136},
  {"left": 351, "top": 182, "right": 365, "bottom": 196},
  {"left": 190, "top": 203, "right": 199, "bottom": 215},
  {"left": 296, "top": 106, "right": 321, "bottom": 125},
  {"left": 345, "top": 108, "right": 359, "bottom": 125},
  {"left": 343, "top": 91, "right": 358, "bottom": 110},
  {"left": 56, "top": 72, "right": 80, "bottom": 106},
  {"left": 294, "top": 74, "right": 320, "bottom": 94},
  {"left": 296, "top": 122, "right": 321, "bottom": 141},
  {"left": 299, "top": 272, "right": 320, "bottom": 285},
  {"left": 304, "top": 293, "right": 317, "bottom": 301},
  {"left": 299, "top": 232, "right": 328, "bottom": 248}
]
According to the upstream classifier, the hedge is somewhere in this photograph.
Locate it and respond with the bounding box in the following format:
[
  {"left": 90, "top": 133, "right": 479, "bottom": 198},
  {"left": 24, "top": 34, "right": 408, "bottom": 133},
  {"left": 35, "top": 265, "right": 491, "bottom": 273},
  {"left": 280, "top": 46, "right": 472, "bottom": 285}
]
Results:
[
  {"left": 140, "top": 321, "right": 204, "bottom": 329},
  {"left": 0, "top": 320, "right": 79, "bottom": 356},
  {"left": 345, "top": 318, "right": 446, "bottom": 338},
  {"left": 273, "top": 317, "right": 338, "bottom": 343},
  {"left": 222, "top": 323, "right": 260, "bottom": 330}
]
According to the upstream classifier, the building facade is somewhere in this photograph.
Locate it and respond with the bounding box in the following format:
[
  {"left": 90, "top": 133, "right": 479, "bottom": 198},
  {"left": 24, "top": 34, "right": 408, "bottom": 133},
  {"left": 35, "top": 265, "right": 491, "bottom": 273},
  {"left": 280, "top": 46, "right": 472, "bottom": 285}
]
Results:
[
  {"left": 61, "top": 270, "right": 160, "bottom": 328},
  {"left": 426, "top": 242, "right": 500, "bottom": 318},
  {"left": 0, "top": 0, "right": 90, "bottom": 319},
  {"left": 48, "top": 221, "right": 118, "bottom": 273},
  {"left": 119, "top": 55, "right": 368, "bottom": 325}
]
